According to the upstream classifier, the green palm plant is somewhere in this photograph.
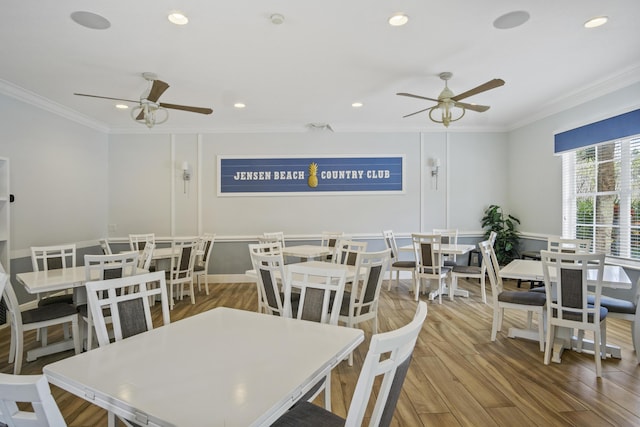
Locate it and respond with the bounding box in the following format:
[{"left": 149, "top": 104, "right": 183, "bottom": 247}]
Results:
[{"left": 481, "top": 204, "right": 521, "bottom": 265}]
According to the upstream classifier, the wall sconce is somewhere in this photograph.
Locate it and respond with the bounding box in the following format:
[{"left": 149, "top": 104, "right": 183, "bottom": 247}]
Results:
[
  {"left": 430, "top": 158, "right": 441, "bottom": 189},
  {"left": 182, "top": 161, "right": 191, "bottom": 194}
]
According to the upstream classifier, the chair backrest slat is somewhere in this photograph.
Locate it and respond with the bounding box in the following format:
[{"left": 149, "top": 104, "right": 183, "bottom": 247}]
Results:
[
  {"left": 85, "top": 271, "right": 170, "bottom": 347},
  {"left": 284, "top": 264, "right": 347, "bottom": 325},
  {"left": 31, "top": 244, "right": 76, "bottom": 272}
]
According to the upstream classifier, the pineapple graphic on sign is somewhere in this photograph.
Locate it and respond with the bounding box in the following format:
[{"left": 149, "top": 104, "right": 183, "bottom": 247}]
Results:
[{"left": 307, "top": 162, "right": 318, "bottom": 188}]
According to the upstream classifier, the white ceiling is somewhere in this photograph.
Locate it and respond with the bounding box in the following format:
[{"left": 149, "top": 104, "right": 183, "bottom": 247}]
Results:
[{"left": 2, "top": 1, "right": 639, "bottom": 133}]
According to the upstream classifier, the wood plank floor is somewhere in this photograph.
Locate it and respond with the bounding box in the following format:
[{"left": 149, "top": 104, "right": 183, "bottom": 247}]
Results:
[{"left": 2, "top": 277, "right": 639, "bottom": 426}]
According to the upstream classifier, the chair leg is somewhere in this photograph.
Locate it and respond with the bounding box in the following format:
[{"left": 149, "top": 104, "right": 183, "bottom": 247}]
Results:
[
  {"left": 594, "top": 327, "right": 603, "bottom": 377},
  {"left": 324, "top": 373, "right": 331, "bottom": 411},
  {"left": 480, "top": 275, "right": 487, "bottom": 304},
  {"left": 168, "top": 281, "right": 175, "bottom": 310},
  {"left": 491, "top": 310, "right": 500, "bottom": 341},
  {"left": 71, "top": 318, "right": 82, "bottom": 355},
  {"left": 8, "top": 326, "right": 16, "bottom": 363},
  {"left": 86, "top": 313, "right": 94, "bottom": 351},
  {"left": 544, "top": 324, "right": 554, "bottom": 366},
  {"left": 190, "top": 279, "right": 196, "bottom": 304},
  {"left": 414, "top": 277, "right": 420, "bottom": 302},
  {"left": 204, "top": 273, "right": 210, "bottom": 295},
  {"left": 537, "top": 311, "right": 545, "bottom": 352},
  {"left": 600, "top": 321, "right": 607, "bottom": 360},
  {"left": 13, "top": 330, "right": 24, "bottom": 375},
  {"left": 632, "top": 318, "right": 640, "bottom": 364}
]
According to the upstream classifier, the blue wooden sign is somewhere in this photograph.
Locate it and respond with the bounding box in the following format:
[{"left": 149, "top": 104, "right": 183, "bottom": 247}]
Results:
[{"left": 218, "top": 155, "right": 404, "bottom": 195}]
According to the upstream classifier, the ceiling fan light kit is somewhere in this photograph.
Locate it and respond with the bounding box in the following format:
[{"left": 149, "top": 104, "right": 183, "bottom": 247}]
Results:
[{"left": 397, "top": 71, "right": 505, "bottom": 128}]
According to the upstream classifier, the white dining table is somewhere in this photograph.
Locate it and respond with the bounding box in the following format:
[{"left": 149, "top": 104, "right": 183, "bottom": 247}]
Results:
[
  {"left": 398, "top": 243, "right": 477, "bottom": 256},
  {"left": 246, "top": 260, "right": 357, "bottom": 282},
  {"left": 498, "top": 259, "right": 632, "bottom": 362},
  {"left": 282, "top": 244, "right": 333, "bottom": 260},
  {"left": 44, "top": 307, "right": 364, "bottom": 427}
]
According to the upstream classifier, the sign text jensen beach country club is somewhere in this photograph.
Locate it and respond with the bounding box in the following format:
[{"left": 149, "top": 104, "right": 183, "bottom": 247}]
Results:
[
  {"left": 232, "top": 169, "right": 391, "bottom": 181},
  {"left": 218, "top": 156, "right": 403, "bottom": 194}
]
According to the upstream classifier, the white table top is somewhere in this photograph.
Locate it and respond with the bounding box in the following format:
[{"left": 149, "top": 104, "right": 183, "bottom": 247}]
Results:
[
  {"left": 282, "top": 245, "right": 332, "bottom": 259},
  {"left": 17, "top": 266, "right": 95, "bottom": 294},
  {"left": 399, "top": 243, "right": 476, "bottom": 255},
  {"left": 499, "top": 259, "right": 631, "bottom": 289},
  {"left": 17, "top": 266, "right": 150, "bottom": 294},
  {"left": 246, "top": 260, "right": 356, "bottom": 281},
  {"left": 44, "top": 307, "right": 364, "bottom": 427}
]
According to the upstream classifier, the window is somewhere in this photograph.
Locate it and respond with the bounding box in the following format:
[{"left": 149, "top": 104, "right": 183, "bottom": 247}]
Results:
[{"left": 562, "top": 136, "right": 640, "bottom": 260}]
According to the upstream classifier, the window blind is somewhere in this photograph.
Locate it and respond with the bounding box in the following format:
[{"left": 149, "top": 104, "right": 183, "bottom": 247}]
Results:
[{"left": 562, "top": 136, "right": 640, "bottom": 260}]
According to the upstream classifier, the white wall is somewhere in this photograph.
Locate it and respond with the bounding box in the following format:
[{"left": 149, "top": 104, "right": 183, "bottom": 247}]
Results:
[
  {"left": 0, "top": 94, "right": 108, "bottom": 256},
  {"left": 105, "top": 130, "right": 509, "bottom": 247},
  {"left": 5, "top": 82, "right": 638, "bottom": 275},
  {"left": 507, "top": 82, "right": 640, "bottom": 237}
]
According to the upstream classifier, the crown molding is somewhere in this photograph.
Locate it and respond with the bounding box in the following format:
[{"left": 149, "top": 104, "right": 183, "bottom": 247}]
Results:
[{"left": 0, "top": 78, "right": 109, "bottom": 133}]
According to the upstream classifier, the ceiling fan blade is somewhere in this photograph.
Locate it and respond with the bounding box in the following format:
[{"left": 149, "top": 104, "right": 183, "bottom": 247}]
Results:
[
  {"left": 146, "top": 80, "right": 170, "bottom": 103},
  {"left": 159, "top": 103, "right": 213, "bottom": 115},
  {"left": 396, "top": 92, "right": 440, "bottom": 103},
  {"left": 402, "top": 107, "right": 432, "bottom": 118},
  {"left": 74, "top": 93, "right": 139, "bottom": 103},
  {"left": 451, "top": 78, "right": 505, "bottom": 102},
  {"left": 454, "top": 102, "right": 490, "bottom": 112},
  {"left": 135, "top": 110, "right": 144, "bottom": 120}
]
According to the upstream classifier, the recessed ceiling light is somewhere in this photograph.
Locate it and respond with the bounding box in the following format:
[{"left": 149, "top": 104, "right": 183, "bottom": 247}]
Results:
[
  {"left": 270, "top": 14, "right": 285, "bottom": 25},
  {"left": 115, "top": 104, "right": 129, "bottom": 109},
  {"left": 388, "top": 13, "right": 408, "bottom": 27},
  {"left": 584, "top": 16, "right": 608, "bottom": 28},
  {"left": 493, "top": 10, "right": 530, "bottom": 30},
  {"left": 234, "top": 103, "right": 246, "bottom": 109},
  {"left": 352, "top": 102, "right": 363, "bottom": 108},
  {"left": 168, "top": 12, "right": 189, "bottom": 25},
  {"left": 70, "top": 11, "right": 111, "bottom": 30}
]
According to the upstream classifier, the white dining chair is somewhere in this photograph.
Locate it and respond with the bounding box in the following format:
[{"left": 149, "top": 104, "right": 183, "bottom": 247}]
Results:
[
  {"left": 0, "top": 372, "right": 68, "bottom": 426},
  {"left": 194, "top": 233, "right": 215, "bottom": 295},
  {"left": 481, "top": 240, "right": 546, "bottom": 351},
  {"left": 81, "top": 251, "right": 139, "bottom": 350},
  {"left": 412, "top": 233, "right": 450, "bottom": 303},
  {"left": 338, "top": 248, "right": 390, "bottom": 365},
  {"left": 283, "top": 263, "right": 348, "bottom": 411},
  {"left": 541, "top": 250, "right": 607, "bottom": 377},
  {"left": 1, "top": 271, "right": 81, "bottom": 375},
  {"left": 382, "top": 229, "right": 416, "bottom": 292},
  {"left": 271, "top": 301, "right": 427, "bottom": 427}
]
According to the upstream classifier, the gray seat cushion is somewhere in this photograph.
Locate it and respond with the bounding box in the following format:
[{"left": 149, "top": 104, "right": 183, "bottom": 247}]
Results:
[
  {"left": 588, "top": 295, "right": 636, "bottom": 314},
  {"left": 271, "top": 401, "right": 344, "bottom": 427},
  {"left": 452, "top": 265, "right": 482, "bottom": 275},
  {"left": 37, "top": 294, "right": 74, "bottom": 307},
  {"left": 392, "top": 260, "right": 415, "bottom": 269},
  {"left": 498, "top": 291, "right": 546, "bottom": 306},
  {"left": 22, "top": 303, "right": 77, "bottom": 324}
]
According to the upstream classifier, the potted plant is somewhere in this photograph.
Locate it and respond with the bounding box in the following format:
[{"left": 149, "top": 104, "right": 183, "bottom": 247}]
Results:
[{"left": 481, "top": 204, "right": 521, "bottom": 265}]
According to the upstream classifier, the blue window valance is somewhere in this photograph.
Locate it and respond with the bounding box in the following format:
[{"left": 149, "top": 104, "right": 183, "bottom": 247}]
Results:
[{"left": 554, "top": 108, "right": 640, "bottom": 153}]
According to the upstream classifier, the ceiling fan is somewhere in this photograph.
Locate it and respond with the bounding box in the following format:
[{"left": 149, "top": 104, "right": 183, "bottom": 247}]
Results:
[
  {"left": 397, "top": 72, "right": 505, "bottom": 127},
  {"left": 74, "top": 72, "right": 213, "bottom": 128}
]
